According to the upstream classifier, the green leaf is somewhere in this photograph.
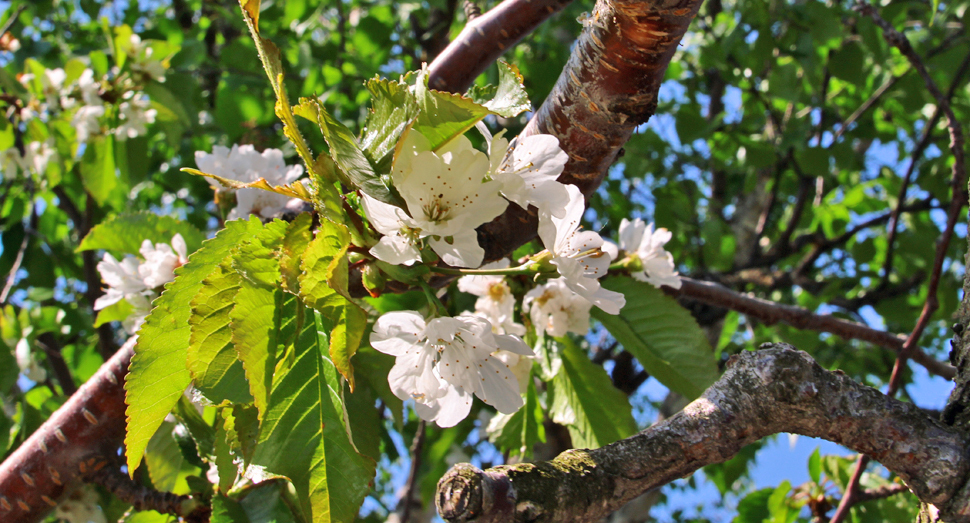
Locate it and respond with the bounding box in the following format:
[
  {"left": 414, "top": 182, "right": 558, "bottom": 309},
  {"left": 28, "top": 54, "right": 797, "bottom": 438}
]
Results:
[
  {"left": 212, "top": 494, "right": 250, "bottom": 523},
  {"left": 592, "top": 277, "right": 719, "bottom": 400},
  {"left": 487, "top": 378, "right": 544, "bottom": 458},
  {"left": 231, "top": 220, "right": 288, "bottom": 418},
  {"left": 250, "top": 309, "right": 375, "bottom": 522},
  {"left": 145, "top": 421, "right": 193, "bottom": 493},
  {"left": 547, "top": 338, "right": 637, "bottom": 449},
  {"left": 808, "top": 447, "right": 821, "bottom": 484},
  {"left": 411, "top": 68, "right": 494, "bottom": 151},
  {"left": 93, "top": 299, "right": 134, "bottom": 328},
  {"left": 353, "top": 346, "right": 403, "bottom": 428},
  {"left": 78, "top": 212, "right": 205, "bottom": 255},
  {"left": 187, "top": 259, "right": 253, "bottom": 405},
  {"left": 280, "top": 212, "right": 314, "bottom": 295},
  {"left": 466, "top": 61, "right": 531, "bottom": 118},
  {"left": 294, "top": 97, "right": 403, "bottom": 208},
  {"left": 80, "top": 134, "right": 116, "bottom": 205},
  {"left": 299, "top": 219, "right": 366, "bottom": 389},
  {"left": 361, "top": 77, "right": 419, "bottom": 174},
  {"left": 213, "top": 416, "right": 238, "bottom": 494},
  {"left": 144, "top": 81, "right": 192, "bottom": 127},
  {"left": 126, "top": 217, "right": 263, "bottom": 474},
  {"left": 224, "top": 404, "right": 260, "bottom": 465},
  {"left": 734, "top": 488, "right": 773, "bottom": 523}
]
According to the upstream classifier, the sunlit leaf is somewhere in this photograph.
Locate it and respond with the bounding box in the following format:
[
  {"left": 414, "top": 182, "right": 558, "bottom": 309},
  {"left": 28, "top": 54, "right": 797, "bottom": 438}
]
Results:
[
  {"left": 592, "top": 277, "right": 719, "bottom": 400},
  {"left": 125, "top": 217, "right": 262, "bottom": 474},
  {"left": 78, "top": 212, "right": 205, "bottom": 256},
  {"left": 466, "top": 61, "right": 531, "bottom": 118},
  {"left": 182, "top": 167, "right": 313, "bottom": 202}
]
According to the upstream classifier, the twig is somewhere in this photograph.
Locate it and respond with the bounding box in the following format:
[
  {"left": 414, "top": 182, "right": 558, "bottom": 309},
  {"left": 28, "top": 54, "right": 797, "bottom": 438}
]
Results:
[
  {"left": 828, "top": 455, "right": 870, "bottom": 523},
  {"left": 435, "top": 346, "right": 970, "bottom": 523},
  {"left": 0, "top": 201, "right": 36, "bottom": 304},
  {"left": 670, "top": 277, "right": 955, "bottom": 379},
  {"left": 0, "top": 5, "right": 26, "bottom": 39},
  {"left": 463, "top": 0, "right": 482, "bottom": 20},
  {"left": 831, "top": 74, "right": 899, "bottom": 143},
  {"left": 34, "top": 333, "right": 78, "bottom": 397},
  {"left": 87, "top": 463, "right": 206, "bottom": 521},
  {"left": 854, "top": 483, "right": 910, "bottom": 503},
  {"left": 400, "top": 421, "right": 427, "bottom": 523}
]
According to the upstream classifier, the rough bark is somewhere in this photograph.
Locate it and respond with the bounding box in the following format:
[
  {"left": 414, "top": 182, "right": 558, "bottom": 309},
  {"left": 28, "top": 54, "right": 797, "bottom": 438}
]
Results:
[
  {"left": 0, "top": 338, "right": 134, "bottom": 523},
  {"left": 435, "top": 345, "right": 970, "bottom": 523},
  {"left": 478, "top": 0, "right": 705, "bottom": 261}
]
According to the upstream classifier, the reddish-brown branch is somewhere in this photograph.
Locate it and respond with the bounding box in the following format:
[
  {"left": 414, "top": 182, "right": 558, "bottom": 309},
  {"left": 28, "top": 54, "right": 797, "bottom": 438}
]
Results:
[
  {"left": 670, "top": 277, "right": 955, "bottom": 379},
  {"left": 427, "top": 0, "right": 574, "bottom": 93},
  {"left": 0, "top": 339, "right": 133, "bottom": 523}
]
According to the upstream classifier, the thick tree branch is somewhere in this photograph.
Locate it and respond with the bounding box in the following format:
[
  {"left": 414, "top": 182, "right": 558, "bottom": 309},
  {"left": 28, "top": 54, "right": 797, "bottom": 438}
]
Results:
[
  {"left": 0, "top": 338, "right": 133, "bottom": 523},
  {"left": 435, "top": 345, "right": 970, "bottom": 523},
  {"left": 671, "top": 277, "right": 955, "bottom": 379}
]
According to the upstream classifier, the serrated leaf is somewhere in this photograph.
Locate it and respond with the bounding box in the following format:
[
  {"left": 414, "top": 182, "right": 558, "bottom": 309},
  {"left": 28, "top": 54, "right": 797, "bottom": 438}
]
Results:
[
  {"left": 592, "top": 277, "right": 718, "bottom": 400},
  {"left": 487, "top": 378, "right": 544, "bottom": 458},
  {"left": 353, "top": 347, "right": 403, "bottom": 428},
  {"left": 280, "top": 212, "right": 313, "bottom": 295},
  {"left": 547, "top": 338, "right": 637, "bottom": 449},
  {"left": 250, "top": 309, "right": 375, "bottom": 522},
  {"left": 299, "top": 219, "right": 365, "bottom": 389},
  {"left": 187, "top": 259, "right": 252, "bottom": 405},
  {"left": 224, "top": 404, "right": 259, "bottom": 464},
  {"left": 294, "top": 97, "right": 404, "bottom": 209},
  {"left": 239, "top": 0, "right": 260, "bottom": 32},
  {"left": 212, "top": 494, "right": 250, "bottom": 523},
  {"left": 214, "top": 416, "right": 238, "bottom": 494},
  {"left": 230, "top": 220, "right": 288, "bottom": 418},
  {"left": 80, "top": 134, "right": 116, "bottom": 205},
  {"left": 78, "top": 212, "right": 205, "bottom": 255},
  {"left": 361, "top": 77, "right": 420, "bottom": 174},
  {"left": 174, "top": 395, "right": 215, "bottom": 460},
  {"left": 411, "top": 67, "right": 494, "bottom": 151},
  {"left": 125, "top": 217, "right": 263, "bottom": 474},
  {"left": 182, "top": 168, "right": 313, "bottom": 202},
  {"left": 466, "top": 61, "right": 531, "bottom": 118}
]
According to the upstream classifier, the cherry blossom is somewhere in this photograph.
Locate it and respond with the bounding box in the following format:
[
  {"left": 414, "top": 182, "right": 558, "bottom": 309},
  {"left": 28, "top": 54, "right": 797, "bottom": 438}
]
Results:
[
  {"left": 195, "top": 144, "right": 306, "bottom": 220},
  {"left": 116, "top": 95, "right": 157, "bottom": 140},
  {"left": 77, "top": 69, "right": 102, "bottom": 106},
  {"left": 370, "top": 311, "right": 533, "bottom": 427},
  {"left": 365, "top": 130, "right": 507, "bottom": 268},
  {"left": 523, "top": 278, "right": 593, "bottom": 337},
  {"left": 94, "top": 253, "right": 148, "bottom": 311},
  {"left": 128, "top": 35, "right": 166, "bottom": 82},
  {"left": 1, "top": 147, "right": 25, "bottom": 179},
  {"left": 457, "top": 260, "right": 525, "bottom": 335},
  {"left": 617, "top": 218, "right": 682, "bottom": 289},
  {"left": 73, "top": 105, "right": 105, "bottom": 143},
  {"left": 15, "top": 338, "right": 47, "bottom": 383},
  {"left": 537, "top": 184, "right": 625, "bottom": 314},
  {"left": 138, "top": 234, "right": 188, "bottom": 288},
  {"left": 478, "top": 123, "right": 570, "bottom": 218}
]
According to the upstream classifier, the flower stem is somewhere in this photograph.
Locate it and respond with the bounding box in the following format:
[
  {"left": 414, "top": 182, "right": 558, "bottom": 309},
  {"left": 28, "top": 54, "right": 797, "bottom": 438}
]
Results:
[{"left": 429, "top": 262, "right": 539, "bottom": 277}]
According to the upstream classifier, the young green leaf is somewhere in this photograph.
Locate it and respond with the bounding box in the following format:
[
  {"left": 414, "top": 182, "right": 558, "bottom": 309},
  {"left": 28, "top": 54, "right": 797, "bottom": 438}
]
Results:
[
  {"left": 182, "top": 167, "right": 313, "bottom": 202},
  {"left": 466, "top": 61, "right": 531, "bottom": 118},
  {"left": 78, "top": 211, "right": 205, "bottom": 255},
  {"left": 361, "top": 77, "right": 420, "bottom": 174},
  {"left": 299, "top": 219, "right": 366, "bottom": 389},
  {"left": 591, "top": 277, "right": 719, "bottom": 400},
  {"left": 280, "top": 212, "right": 313, "bottom": 295},
  {"left": 230, "top": 220, "right": 288, "bottom": 419},
  {"left": 547, "top": 338, "right": 637, "bottom": 449},
  {"left": 410, "top": 68, "right": 494, "bottom": 151},
  {"left": 125, "top": 217, "right": 263, "bottom": 474},
  {"left": 249, "top": 309, "right": 375, "bottom": 522},
  {"left": 187, "top": 259, "right": 253, "bottom": 405}
]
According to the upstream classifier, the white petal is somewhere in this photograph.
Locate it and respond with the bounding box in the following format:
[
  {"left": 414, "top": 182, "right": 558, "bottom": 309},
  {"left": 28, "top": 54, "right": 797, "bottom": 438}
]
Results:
[
  {"left": 429, "top": 230, "right": 484, "bottom": 268},
  {"left": 371, "top": 235, "right": 422, "bottom": 266},
  {"left": 360, "top": 194, "right": 412, "bottom": 236},
  {"left": 370, "top": 311, "right": 426, "bottom": 356}
]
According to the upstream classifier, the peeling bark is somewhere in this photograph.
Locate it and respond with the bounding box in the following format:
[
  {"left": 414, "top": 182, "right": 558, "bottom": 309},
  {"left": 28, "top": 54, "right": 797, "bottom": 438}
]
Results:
[
  {"left": 0, "top": 339, "right": 134, "bottom": 523},
  {"left": 436, "top": 345, "right": 970, "bottom": 523}
]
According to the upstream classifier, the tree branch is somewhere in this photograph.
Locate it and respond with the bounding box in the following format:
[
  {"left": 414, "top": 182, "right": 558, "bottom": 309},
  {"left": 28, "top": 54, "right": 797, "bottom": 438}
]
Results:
[
  {"left": 0, "top": 338, "right": 133, "bottom": 523},
  {"left": 435, "top": 345, "right": 970, "bottom": 523},
  {"left": 671, "top": 277, "right": 955, "bottom": 379}
]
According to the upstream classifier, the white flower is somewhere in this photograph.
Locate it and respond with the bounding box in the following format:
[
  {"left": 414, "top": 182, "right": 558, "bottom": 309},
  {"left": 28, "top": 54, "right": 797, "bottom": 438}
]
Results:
[
  {"left": 194, "top": 144, "right": 306, "bottom": 220},
  {"left": 479, "top": 123, "right": 570, "bottom": 218},
  {"left": 73, "top": 105, "right": 105, "bottom": 143},
  {"left": 370, "top": 311, "right": 533, "bottom": 427},
  {"left": 128, "top": 34, "right": 166, "bottom": 81},
  {"left": 116, "top": 96, "right": 156, "bottom": 140},
  {"left": 122, "top": 294, "right": 152, "bottom": 335},
  {"left": 537, "top": 184, "right": 625, "bottom": 314},
  {"left": 77, "top": 69, "right": 102, "bottom": 106},
  {"left": 0, "top": 147, "right": 25, "bottom": 179},
  {"left": 94, "top": 254, "right": 148, "bottom": 310},
  {"left": 457, "top": 260, "right": 525, "bottom": 336},
  {"left": 617, "top": 218, "right": 682, "bottom": 289},
  {"left": 138, "top": 234, "right": 187, "bottom": 288},
  {"left": 523, "top": 278, "right": 592, "bottom": 337},
  {"left": 54, "top": 485, "right": 107, "bottom": 523},
  {"left": 367, "top": 130, "right": 507, "bottom": 268},
  {"left": 41, "top": 68, "right": 67, "bottom": 100},
  {"left": 15, "top": 338, "right": 47, "bottom": 383},
  {"left": 24, "top": 139, "right": 58, "bottom": 176}
]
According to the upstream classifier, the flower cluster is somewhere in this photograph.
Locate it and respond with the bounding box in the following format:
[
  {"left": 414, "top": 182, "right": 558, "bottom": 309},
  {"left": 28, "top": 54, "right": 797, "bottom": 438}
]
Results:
[
  {"left": 95, "top": 235, "right": 187, "bottom": 334},
  {"left": 194, "top": 145, "right": 307, "bottom": 220},
  {"left": 371, "top": 312, "right": 533, "bottom": 427}
]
